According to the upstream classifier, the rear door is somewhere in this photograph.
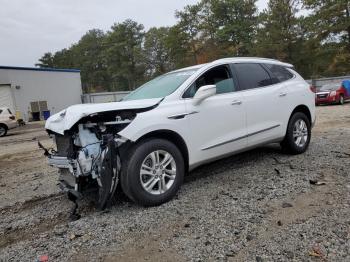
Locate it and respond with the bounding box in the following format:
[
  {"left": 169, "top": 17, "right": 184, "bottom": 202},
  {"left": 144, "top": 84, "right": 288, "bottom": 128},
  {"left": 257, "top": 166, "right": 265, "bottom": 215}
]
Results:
[{"left": 231, "top": 63, "right": 290, "bottom": 147}]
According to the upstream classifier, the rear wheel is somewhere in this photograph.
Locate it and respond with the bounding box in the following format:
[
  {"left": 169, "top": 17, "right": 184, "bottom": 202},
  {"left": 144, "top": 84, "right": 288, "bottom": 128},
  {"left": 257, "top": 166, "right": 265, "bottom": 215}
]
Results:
[
  {"left": 121, "top": 139, "right": 184, "bottom": 206},
  {"left": 339, "top": 94, "right": 344, "bottom": 105},
  {"left": 0, "top": 125, "right": 7, "bottom": 137},
  {"left": 281, "top": 112, "right": 311, "bottom": 154}
]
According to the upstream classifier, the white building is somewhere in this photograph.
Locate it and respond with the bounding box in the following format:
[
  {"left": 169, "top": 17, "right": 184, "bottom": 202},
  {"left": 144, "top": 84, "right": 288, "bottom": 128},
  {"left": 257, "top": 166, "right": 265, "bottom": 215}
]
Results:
[{"left": 0, "top": 66, "right": 82, "bottom": 121}]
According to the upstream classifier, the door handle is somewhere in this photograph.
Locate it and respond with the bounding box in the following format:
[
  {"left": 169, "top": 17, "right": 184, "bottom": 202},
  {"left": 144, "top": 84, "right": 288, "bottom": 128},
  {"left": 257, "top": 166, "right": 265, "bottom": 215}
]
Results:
[
  {"left": 231, "top": 100, "right": 242, "bottom": 105},
  {"left": 279, "top": 92, "right": 287, "bottom": 97}
]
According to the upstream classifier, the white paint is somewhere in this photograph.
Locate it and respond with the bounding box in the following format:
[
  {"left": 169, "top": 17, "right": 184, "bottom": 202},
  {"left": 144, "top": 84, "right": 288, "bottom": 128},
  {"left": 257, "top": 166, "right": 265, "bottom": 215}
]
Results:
[
  {"left": 0, "top": 85, "right": 15, "bottom": 113},
  {"left": 45, "top": 98, "right": 162, "bottom": 134},
  {"left": 46, "top": 57, "right": 315, "bottom": 170},
  {"left": 0, "top": 68, "right": 82, "bottom": 121}
]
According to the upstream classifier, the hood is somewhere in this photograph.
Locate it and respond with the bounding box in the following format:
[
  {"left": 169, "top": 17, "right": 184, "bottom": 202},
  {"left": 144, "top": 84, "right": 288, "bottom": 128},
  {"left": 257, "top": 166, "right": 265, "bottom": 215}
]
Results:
[
  {"left": 45, "top": 98, "right": 162, "bottom": 135},
  {"left": 316, "top": 91, "right": 330, "bottom": 94}
]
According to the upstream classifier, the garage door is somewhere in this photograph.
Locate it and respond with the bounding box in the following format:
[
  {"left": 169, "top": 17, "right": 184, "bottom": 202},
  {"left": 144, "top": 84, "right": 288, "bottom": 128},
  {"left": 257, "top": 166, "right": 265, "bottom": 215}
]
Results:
[{"left": 0, "top": 85, "right": 15, "bottom": 113}]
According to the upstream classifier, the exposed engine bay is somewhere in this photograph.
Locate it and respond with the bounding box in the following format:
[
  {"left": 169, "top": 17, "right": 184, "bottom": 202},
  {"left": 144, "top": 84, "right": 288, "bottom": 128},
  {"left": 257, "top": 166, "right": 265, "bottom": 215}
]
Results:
[{"left": 39, "top": 108, "right": 145, "bottom": 219}]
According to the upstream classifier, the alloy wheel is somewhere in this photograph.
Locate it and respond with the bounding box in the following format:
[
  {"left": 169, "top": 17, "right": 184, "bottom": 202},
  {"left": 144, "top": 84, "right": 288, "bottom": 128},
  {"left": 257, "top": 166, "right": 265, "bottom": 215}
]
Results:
[
  {"left": 293, "top": 119, "right": 308, "bottom": 147},
  {"left": 139, "top": 150, "right": 176, "bottom": 195}
]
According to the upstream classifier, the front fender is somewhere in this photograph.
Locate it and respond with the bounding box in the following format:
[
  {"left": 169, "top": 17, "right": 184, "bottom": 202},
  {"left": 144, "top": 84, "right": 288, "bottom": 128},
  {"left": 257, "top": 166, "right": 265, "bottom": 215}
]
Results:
[{"left": 118, "top": 106, "right": 190, "bottom": 143}]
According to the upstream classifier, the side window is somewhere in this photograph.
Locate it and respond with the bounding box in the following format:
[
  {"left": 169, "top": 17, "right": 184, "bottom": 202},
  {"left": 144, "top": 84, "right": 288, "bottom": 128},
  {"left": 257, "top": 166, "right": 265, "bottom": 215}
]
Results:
[
  {"left": 7, "top": 109, "right": 12, "bottom": 115},
  {"left": 183, "top": 65, "right": 235, "bottom": 98},
  {"left": 233, "top": 63, "right": 272, "bottom": 91},
  {"left": 0, "top": 109, "right": 3, "bottom": 114},
  {"left": 265, "top": 64, "right": 293, "bottom": 82},
  {"left": 264, "top": 64, "right": 294, "bottom": 82}
]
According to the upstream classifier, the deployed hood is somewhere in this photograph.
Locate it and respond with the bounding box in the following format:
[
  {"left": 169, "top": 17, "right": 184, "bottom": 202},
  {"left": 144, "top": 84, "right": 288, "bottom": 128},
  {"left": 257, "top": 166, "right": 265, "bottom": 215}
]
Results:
[{"left": 45, "top": 98, "right": 162, "bottom": 135}]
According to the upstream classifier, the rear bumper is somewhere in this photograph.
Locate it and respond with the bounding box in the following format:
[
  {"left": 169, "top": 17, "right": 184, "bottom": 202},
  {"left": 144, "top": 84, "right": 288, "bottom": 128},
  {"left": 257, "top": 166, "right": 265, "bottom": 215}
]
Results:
[{"left": 7, "top": 121, "right": 18, "bottom": 129}]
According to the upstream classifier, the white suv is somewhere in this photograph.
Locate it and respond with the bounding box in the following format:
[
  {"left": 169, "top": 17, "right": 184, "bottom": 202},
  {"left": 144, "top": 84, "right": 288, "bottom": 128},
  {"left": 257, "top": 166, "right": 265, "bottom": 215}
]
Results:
[
  {"left": 0, "top": 107, "right": 17, "bottom": 137},
  {"left": 44, "top": 57, "right": 315, "bottom": 209}
]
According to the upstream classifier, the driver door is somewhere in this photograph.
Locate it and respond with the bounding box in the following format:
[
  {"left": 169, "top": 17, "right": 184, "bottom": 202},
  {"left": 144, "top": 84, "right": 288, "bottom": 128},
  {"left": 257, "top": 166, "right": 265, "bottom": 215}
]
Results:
[{"left": 183, "top": 64, "right": 247, "bottom": 165}]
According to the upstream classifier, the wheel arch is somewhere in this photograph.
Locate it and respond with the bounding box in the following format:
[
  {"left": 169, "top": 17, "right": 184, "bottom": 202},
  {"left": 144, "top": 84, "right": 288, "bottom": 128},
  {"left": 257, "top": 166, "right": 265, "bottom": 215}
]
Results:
[
  {"left": 290, "top": 105, "right": 312, "bottom": 124},
  {"left": 135, "top": 129, "right": 189, "bottom": 174},
  {"left": 0, "top": 123, "right": 8, "bottom": 130}
]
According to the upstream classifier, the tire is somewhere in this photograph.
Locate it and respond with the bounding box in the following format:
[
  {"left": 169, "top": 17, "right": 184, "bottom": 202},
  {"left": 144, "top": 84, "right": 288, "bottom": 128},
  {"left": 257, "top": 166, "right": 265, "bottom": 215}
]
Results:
[
  {"left": 281, "top": 112, "right": 311, "bottom": 154},
  {"left": 339, "top": 94, "right": 344, "bottom": 105},
  {"left": 121, "top": 138, "right": 184, "bottom": 206},
  {"left": 0, "top": 124, "right": 7, "bottom": 137}
]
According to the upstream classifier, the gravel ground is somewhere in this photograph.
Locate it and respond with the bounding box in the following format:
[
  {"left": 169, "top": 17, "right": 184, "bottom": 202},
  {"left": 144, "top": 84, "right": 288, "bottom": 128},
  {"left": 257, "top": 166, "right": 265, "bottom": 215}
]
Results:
[{"left": 0, "top": 104, "right": 349, "bottom": 262}]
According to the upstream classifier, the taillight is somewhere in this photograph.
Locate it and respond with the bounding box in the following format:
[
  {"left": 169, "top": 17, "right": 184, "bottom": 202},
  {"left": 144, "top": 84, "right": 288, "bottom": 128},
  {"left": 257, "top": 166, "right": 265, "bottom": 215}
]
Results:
[
  {"left": 9, "top": 116, "right": 15, "bottom": 120},
  {"left": 310, "top": 86, "right": 316, "bottom": 93}
]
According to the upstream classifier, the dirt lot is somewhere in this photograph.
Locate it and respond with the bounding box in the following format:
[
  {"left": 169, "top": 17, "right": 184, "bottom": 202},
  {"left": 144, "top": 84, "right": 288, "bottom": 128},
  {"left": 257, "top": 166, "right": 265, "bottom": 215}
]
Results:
[{"left": 0, "top": 104, "right": 349, "bottom": 261}]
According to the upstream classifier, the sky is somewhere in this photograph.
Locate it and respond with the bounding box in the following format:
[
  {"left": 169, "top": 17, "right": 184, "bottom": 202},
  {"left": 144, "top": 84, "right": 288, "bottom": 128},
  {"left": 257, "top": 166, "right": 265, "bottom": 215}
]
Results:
[{"left": 0, "top": 0, "right": 267, "bottom": 67}]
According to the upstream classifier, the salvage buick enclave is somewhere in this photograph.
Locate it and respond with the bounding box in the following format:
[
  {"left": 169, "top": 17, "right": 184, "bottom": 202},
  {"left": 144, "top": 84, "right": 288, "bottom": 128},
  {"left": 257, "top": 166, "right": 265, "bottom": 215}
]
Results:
[{"left": 43, "top": 57, "right": 316, "bottom": 210}]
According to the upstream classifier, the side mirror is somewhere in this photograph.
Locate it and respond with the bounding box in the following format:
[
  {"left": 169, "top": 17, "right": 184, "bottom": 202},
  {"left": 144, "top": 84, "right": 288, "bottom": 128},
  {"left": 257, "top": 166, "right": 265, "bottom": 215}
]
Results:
[{"left": 192, "top": 85, "right": 216, "bottom": 105}]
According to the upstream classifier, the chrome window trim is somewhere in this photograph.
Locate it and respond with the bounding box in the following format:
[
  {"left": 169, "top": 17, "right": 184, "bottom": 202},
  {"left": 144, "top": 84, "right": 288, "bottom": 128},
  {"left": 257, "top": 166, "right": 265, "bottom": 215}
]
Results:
[{"left": 180, "top": 62, "right": 296, "bottom": 100}]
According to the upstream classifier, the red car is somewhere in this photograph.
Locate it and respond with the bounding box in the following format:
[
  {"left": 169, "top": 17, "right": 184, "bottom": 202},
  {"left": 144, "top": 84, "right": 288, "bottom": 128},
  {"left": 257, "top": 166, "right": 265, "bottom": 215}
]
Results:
[{"left": 316, "top": 80, "right": 350, "bottom": 105}]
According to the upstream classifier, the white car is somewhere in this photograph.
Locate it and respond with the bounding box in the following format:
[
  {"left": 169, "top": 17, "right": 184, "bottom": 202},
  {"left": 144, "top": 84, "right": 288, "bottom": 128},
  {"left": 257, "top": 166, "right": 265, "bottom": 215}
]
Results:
[
  {"left": 0, "top": 107, "right": 17, "bottom": 137},
  {"left": 44, "top": 57, "right": 316, "bottom": 209}
]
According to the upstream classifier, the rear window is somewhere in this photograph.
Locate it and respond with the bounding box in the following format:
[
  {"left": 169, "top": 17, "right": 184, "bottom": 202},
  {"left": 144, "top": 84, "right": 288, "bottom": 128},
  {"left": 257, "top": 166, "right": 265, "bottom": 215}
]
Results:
[{"left": 264, "top": 64, "right": 294, "bottom": 82}]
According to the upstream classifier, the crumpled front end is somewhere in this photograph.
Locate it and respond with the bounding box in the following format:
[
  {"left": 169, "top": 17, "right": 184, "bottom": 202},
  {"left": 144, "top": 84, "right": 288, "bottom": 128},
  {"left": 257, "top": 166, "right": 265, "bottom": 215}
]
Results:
[
  {"left": 46, "top": 120, "right": 129, "bottom": 211},
  {"left": 41, "top": 99, "right": 162, "bottom": 212}
]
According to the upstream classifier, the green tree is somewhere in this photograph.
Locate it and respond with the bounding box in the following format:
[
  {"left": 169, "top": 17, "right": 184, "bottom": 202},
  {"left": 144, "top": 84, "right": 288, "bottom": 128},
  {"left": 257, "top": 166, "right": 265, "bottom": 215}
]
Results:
[
  {"left": 255, "top": 0, "right": 299, "bottom": 62},
  {"left": 201, "top": 0, "right": 258, "bottom": 56},
  {"left": 103, "top": 19, "right": 145, "bottom": 90},
  {"left": 143, "top": 27, "right": 173, "bottom": 78},
  {"left": 303, "top": 0, "right": 350, "bottom": 76},
  {"left": 71, "top": 29, "right": 109, "bottom": 92},
  {"left": 175, "top": 4, "right": 203, "bottom": 64},
  {"left": 35, "top": 52, "right": 54, "bottom": 68}
]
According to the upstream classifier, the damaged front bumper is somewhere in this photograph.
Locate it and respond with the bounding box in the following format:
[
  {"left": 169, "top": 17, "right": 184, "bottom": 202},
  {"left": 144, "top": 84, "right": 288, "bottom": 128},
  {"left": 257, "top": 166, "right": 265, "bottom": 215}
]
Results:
[
  {"left": 41, "top": 127, "right": 122, "bottom": 212},
  {"left": 48, "top": 155, "right": 72, "bottom": 169}
]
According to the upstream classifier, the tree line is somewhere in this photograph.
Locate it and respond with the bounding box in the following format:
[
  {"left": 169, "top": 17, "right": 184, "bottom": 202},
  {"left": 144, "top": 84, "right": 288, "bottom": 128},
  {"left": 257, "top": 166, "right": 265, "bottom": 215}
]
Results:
[{"left": 37, "top": 0, "right": 350, "bottom": 93}]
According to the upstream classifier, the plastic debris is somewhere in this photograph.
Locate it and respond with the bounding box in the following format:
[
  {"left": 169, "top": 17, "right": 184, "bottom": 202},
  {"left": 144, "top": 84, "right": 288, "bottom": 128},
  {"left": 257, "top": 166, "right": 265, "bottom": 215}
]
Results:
[{"left": 309, "top": 179, "right": 326, "bottom": 186}]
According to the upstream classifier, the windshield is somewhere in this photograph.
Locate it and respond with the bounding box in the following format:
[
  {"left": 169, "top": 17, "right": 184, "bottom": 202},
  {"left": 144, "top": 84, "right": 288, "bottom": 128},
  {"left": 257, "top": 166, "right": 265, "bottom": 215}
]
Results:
[
  {"left": 122, "top": 69, "right": 197, "bottom": 101},
  {"left": 320, "top": 83, "right": 340, "bottom": 91}
]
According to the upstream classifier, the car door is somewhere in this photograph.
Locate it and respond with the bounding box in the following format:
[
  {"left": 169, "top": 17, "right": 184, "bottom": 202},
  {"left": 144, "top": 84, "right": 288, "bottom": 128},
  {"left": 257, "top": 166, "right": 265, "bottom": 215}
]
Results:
[
  {"left": 183, "top": 64, "right": 247, "bottom": 165},
  {"left": 231, "top": 63, "right": 290, "bottom": 147}
]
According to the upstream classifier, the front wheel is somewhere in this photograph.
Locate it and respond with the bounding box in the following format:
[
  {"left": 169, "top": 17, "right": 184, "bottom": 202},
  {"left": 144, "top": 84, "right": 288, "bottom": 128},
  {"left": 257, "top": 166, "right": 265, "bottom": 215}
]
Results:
[
  {"left": 281, "top": 112, "right": 311, "bottom": 154},
  {"left": 121, "top": 139, "right": 184, "bottom": 206}
]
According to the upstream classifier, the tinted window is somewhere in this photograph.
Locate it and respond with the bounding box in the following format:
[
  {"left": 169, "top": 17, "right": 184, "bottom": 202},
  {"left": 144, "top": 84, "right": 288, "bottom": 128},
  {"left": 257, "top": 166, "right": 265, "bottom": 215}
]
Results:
[
  {"left": 234, "top": 63, "right": 272, "bottom": 90},
  {"left": 264, "top": 64, "right": 294, "bottom": 82},
  {"left": 183, "top": 65, "right": 235, "bottom": 98}
]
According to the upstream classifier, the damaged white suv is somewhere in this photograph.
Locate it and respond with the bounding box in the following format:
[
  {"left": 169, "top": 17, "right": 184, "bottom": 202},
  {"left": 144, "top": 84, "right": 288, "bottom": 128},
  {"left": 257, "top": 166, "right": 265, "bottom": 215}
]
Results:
[{"left": 44, "top": 57, "right": 315, "bottom": 209}]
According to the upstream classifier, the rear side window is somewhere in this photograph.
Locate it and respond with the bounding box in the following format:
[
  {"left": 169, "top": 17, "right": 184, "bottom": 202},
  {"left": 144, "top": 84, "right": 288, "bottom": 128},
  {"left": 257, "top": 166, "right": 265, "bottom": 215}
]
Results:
[
  {"left": 264, "top": 64, "right": 294, "bottom": 82},
  {"left": 233, "top": 63, "right": 272, "bottom": 90}
]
